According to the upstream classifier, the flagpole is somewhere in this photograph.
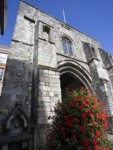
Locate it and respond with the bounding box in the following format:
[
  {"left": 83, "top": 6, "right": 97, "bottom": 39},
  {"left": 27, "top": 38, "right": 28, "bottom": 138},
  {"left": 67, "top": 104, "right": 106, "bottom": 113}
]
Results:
[{"left": 63, "top": 9, "right": 66, "bottom": 24}]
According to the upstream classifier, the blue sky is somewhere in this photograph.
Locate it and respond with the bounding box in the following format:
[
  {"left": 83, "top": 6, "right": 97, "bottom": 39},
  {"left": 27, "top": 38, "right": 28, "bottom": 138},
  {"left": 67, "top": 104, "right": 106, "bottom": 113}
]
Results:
[{"left": 0, "top": 0, "right": 113, "bottom": 54}]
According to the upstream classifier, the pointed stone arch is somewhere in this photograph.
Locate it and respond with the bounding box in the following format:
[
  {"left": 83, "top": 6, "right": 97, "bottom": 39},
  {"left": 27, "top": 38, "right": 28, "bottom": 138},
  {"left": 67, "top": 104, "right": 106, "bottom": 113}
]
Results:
[
  {"left": 58, "top": 60, "right": 92, "bottom": 95},
  {"left": 5, "top": 102, "right": 29, "bottom": 133}
]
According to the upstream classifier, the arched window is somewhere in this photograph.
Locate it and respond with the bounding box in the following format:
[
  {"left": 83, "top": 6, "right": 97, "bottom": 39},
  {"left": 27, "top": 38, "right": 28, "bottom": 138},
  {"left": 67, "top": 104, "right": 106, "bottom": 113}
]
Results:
[{"left": 62, "top": 37, "right": 73, "bottom": 56}]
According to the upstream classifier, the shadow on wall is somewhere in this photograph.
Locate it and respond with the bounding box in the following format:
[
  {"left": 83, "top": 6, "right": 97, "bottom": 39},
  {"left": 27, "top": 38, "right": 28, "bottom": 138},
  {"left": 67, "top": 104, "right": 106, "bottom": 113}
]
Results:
[{"left": 0, "top": 58, "right": 48, "bottom": 150}]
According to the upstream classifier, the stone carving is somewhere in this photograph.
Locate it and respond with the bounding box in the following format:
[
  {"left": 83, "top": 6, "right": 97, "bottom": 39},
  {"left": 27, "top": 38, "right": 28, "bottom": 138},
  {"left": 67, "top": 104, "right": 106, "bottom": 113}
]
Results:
[{"left": 5, "top": 102, "right": 28, "bottom": 135}]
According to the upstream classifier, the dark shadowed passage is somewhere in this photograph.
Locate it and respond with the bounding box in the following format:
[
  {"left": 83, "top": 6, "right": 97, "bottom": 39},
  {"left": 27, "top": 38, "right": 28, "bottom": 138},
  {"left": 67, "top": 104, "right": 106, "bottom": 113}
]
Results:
[{"left": 60, "top": 73, "right": 85, "bottom": 98}]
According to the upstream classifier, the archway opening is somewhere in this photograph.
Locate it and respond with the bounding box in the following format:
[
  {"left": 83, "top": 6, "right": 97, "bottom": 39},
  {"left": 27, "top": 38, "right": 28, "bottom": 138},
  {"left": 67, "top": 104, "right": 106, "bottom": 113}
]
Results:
[{"left": 60, "top": 73, "right": 85, "bottom": 98}]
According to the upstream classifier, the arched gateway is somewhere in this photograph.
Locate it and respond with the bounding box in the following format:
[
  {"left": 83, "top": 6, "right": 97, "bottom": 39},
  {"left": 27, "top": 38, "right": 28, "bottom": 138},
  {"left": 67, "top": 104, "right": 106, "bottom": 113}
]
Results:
[{"left": 58, "top": 60, "right": 92, "bottom": 97}]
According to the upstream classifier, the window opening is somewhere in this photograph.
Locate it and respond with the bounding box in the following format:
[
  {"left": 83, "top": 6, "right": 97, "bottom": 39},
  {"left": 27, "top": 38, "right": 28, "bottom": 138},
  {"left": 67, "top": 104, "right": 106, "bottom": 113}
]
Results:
[
  {"left": 62, "top": 37, "right": 73, "bottom": 56},
  {"left": 91, "top": 47, "right": 97, "bottom": 58},
  {"left": 43, "top": 25, "right": 50, "bottom": 41},
  {"left": 109, "top": 54, "right": 113, "bottom": 63},
  {"left": 0, "top": 68, "right": 4, "bottom": 80}
]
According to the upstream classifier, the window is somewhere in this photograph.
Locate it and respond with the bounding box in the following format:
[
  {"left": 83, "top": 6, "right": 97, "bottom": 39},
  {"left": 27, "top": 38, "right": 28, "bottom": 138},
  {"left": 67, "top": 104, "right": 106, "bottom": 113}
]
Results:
[
  {"left": 91, "top": 47, "right": 97, "bottom": 58},
  {"left": 62, "top": 37, "right": 73, "bottom": 56},
  {"left": 43, "top": 25, "right": 50, "bottom": 41},
  {"left": 0, "top": 68, "right": 4, "bottom": 80},
  {"left": 109, "top": 54, "right": 113, "bottom": 63}
]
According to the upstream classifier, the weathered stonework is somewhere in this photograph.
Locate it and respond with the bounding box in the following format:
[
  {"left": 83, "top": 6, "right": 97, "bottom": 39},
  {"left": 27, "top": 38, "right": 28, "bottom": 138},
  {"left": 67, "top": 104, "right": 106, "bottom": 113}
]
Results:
[{"left": 0, "top": 1, "right": 113, "bottom": 149}]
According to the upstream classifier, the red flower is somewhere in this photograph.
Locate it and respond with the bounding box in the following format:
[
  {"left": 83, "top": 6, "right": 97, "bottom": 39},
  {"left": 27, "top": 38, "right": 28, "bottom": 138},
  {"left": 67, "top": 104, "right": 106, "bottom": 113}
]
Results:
[
  {"left": 85, "top": 99, "right": 90, "bottom": 103},
  {"left": 85, "top": 95, "right": 89, "bottom": 99},
  {"left": 70, "top": 115, "right": 75, "bottom": 119},
  {"left": 75, "top": 105, "right": 79, "bottom": 109},
  {"left": 60, "top": 127, "right": 65, "bottom": 131},
  {"left": 93, "top": 97, "right": 97, "bottom": 102},
  {"left": 82, "top": 102, "right": 88, "bottom": 107},
  {"left": 87, "top": 109, "right": 91, "bottom": 113},
  {"left": 80, "top": 139, "right": 89, "bottom": 147},
  {"left": 87, "top": 90, "right": 91, "bottom": 94},
  {"left": 85, "top": 96, "right": 90, "bottom": 103},
  {"left": 80, "top": 141, "right": 84, "bottom": 147},
  {"left": 61, "top": 133, "right": 66, "bottom": 138},
  {"left": 65, "top": 87, "right": 69, "bottom": 91},
  {"left": 76, "top": 96, "right": 82, "bottom": 101},
  {"left": 74, "top": 118, "right": 79, "bottom": 124},
  {"left": 101, "top": 113, "right": 107, "bottom": 121},
  {"left": 92, "top": 105, "right": 98, "bottom": 110},
  {"left": 92, "top": 138, "right": 100, "bottom": 147},
  {"left": 50, "top": 133, "right": 55, "bottom": 138},
  {"left": 82, "top": 119, "right": 87, "bottom": 123},
  {"left": 101, "top": 109, "right": 106, "bottom": 114},
  {"left": 90, "top": 112, "right": 94, "bottom": 117},
  {"left": 98, "top": 100, "right": 104, "bottom": 106},
  {"left": 75, "top": 99, "right": 79, "bottom": 103},
  {"left": 96, "top": 114, "right": 100, "bottom": 119},
  {"left": 70, "top": 101, "right": 74, "bottom": 107},
  {"left": 79, "top": 126, "right": 86, "bottom": 134},
  {"left": 86, "top": 126, "right": 90, "bottom": 130},
  {"left": 69, "top": 91, "right": 74, "bottom": 95},
  {"left": 82, "top": 113, "right": 87, "bottom": 118},
  {"left": 99, "top": 147, "right": 105, "bottom": 150},
  {"left": 66, "top": 122, "right": 72, "bottom": 128},
  {"left": 80, "top": 87, "right": 84, "bottom": 91},
  {"left": 87, "top": 148, "right": 91, "bottom": 150},
  {"left": 79, "top": 106, "right": 83, "bottom": 111},
  {"left": 95, "top": 130, "right": 100, "bottom": 136},
  {"left": 93, "top": 122, "right": 98, "bottom": 127},
  {"left": 103, "top": 122, "right": 108, "bottom": 129},
  {"left": 71, "top": 134, "right": 76, "bottom": 139},
  {"left": 64, "top": 115, "right": 69, "bottom": 121},
  {"left": 83, "top": 138, "right": 89, "bottom": 146}
]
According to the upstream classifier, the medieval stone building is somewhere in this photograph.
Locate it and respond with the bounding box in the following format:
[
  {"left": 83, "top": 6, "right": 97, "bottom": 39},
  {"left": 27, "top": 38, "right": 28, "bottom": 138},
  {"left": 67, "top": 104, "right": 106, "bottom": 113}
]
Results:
[{"left": 0, "top": 1, "right": 113, "bottom": 150}]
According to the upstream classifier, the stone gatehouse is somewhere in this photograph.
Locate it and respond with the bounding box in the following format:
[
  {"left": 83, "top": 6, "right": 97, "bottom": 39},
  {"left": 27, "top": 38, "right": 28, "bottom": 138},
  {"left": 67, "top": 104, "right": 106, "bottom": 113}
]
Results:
[{"left": 0, "top": 1, "right": 113, "bottom": 150}]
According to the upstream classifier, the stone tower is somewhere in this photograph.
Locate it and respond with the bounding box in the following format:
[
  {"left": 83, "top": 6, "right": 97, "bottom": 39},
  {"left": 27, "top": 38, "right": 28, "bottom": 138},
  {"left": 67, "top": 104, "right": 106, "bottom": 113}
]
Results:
[{"left": 0, "top": 1, "right": 113, "bottom": 150}]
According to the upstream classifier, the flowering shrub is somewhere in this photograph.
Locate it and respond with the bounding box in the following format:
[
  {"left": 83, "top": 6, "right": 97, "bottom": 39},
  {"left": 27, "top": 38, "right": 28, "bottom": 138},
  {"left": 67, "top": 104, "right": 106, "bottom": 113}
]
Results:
[{"left": 47, "top": 88, "right": 113, "bottom": 150}]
